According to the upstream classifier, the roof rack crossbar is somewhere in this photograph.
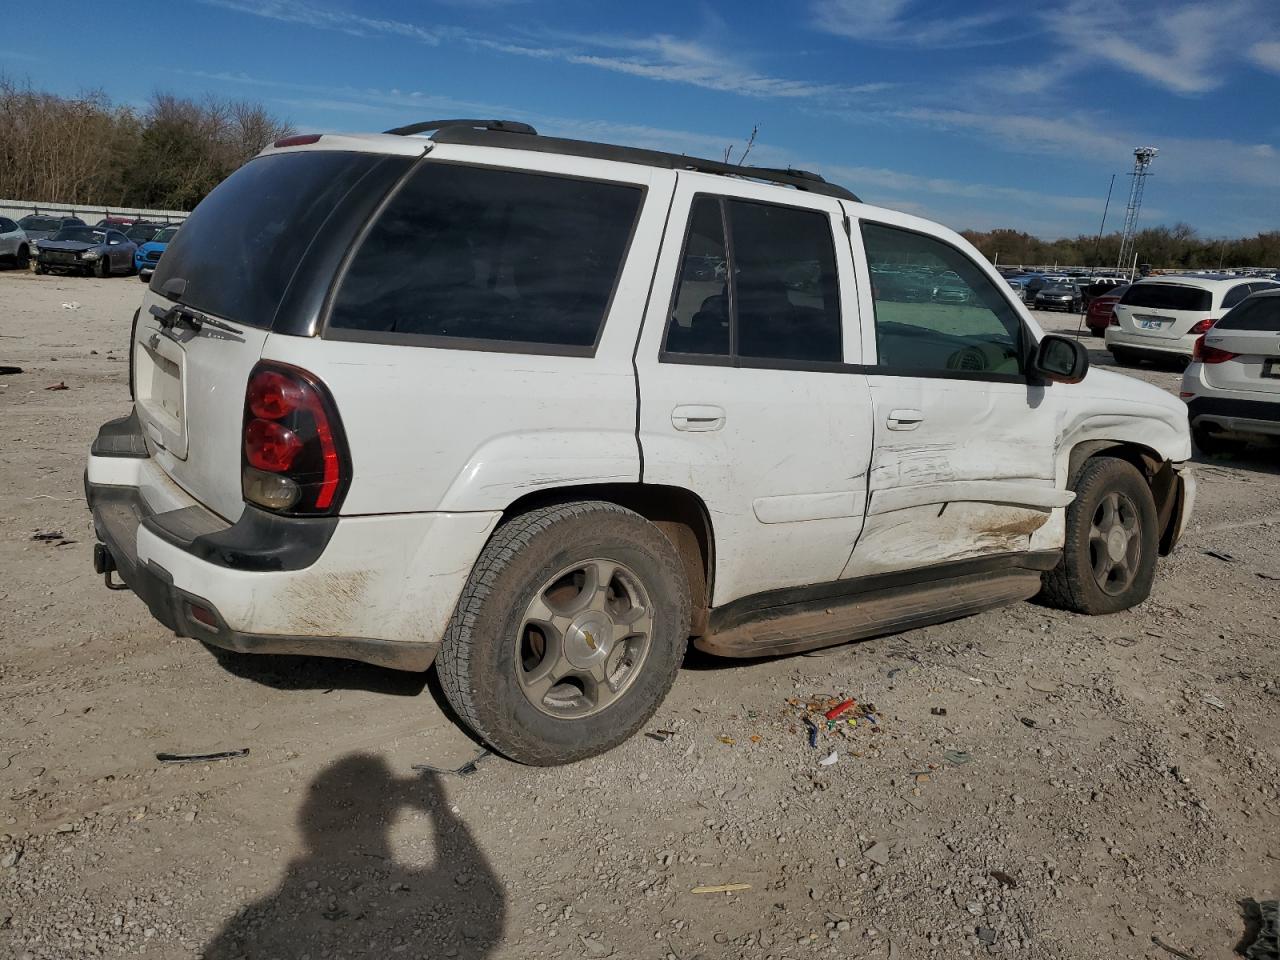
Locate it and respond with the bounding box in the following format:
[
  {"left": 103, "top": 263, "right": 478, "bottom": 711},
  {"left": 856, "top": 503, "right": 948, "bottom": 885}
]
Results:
[
  {"left": 384, "top": 119, "right": 538, "bottom": 137},
  {"left": 426, "top": 125, "right": 860, "bottom": 202}
]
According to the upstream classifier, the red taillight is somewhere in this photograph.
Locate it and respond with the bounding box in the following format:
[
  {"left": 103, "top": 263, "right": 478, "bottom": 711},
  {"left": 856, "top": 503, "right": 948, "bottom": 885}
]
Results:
[
  {"left": 1192, "top": 335, "right": 1238, "bottom": 364},
  {"left": 242, "top": 362, "right": 349, "bottom": 515},
  {"left": 1189, "top": 318, "right": 1216, "bottom": 335},
  {"left": 1108, "top": 313, "right": 1120, "bottom": 326},
  {"left": 273, "top": 133, "right": 322, "bottom": 148}
]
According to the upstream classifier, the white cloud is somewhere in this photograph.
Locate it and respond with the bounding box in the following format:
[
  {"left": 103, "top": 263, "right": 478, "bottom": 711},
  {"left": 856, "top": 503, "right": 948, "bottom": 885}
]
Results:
[
  {"left": 810, "top": 0, "right": 1025, "bottom": 48},
  {"left": 1249, "top": 40, "right": 1280, "bottom": 73},
  {"left": 201, "top": 0, "right": 443, "bottom": 43}
]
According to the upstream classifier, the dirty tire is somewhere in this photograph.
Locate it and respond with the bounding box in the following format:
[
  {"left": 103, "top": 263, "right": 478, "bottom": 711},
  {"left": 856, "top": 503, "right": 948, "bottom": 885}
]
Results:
[
  {"left": 436, "top": 501, "right": 691, "bottom": 765},
  {"left": 14, "top": 245, "right": 29, "bottom": 269},
  {"left": 1109, "top": 347, "right": 1140, "bottom": 367},
  {"left": 1037, "top": 456, "right": 1158, "bottom": 615}
]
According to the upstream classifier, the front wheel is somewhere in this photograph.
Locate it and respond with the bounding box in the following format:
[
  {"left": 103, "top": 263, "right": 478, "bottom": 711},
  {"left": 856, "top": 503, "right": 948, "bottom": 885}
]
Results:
[
  {"left": 95, "top": 257, "right": 109, "bottom": 278},
  {"left": 437, "top": 501, "right": 691, "bottom": 765},
  {"left": 14, "top": 246, "right": 29, "bottom": 269},
  {"left": 1037, "top": 457, "right": 1158, "bottom": 614}
]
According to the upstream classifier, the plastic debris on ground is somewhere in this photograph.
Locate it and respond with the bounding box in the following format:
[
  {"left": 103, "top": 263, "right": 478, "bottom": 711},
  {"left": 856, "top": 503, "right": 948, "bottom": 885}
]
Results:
[
  {"left": 818, "top": 751, "right": 838, "bottom": 766},
  {"left": 156, "top": 748, "right": 250, "bottom": 764},
  {"left": 785, "top": 694, "right": 884, "bottom": 758}
]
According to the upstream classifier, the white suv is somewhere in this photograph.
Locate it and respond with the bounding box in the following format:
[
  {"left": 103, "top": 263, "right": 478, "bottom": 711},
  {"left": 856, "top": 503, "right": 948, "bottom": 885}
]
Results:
[
  {"left": 87, "top": 120, "right": 1196, "bottom": 764},
  {"left": 1107, "top": 275, "right": 1280, "bottom": 367},
  {"left": 1181, "top": 289, "right": 1280, "bottom": 452}
]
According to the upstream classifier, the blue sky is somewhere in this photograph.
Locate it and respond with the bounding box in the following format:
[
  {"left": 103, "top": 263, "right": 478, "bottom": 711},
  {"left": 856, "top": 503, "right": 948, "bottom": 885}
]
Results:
[{"left": 4, "top": 0, "right": 1279, "bottom": 238}]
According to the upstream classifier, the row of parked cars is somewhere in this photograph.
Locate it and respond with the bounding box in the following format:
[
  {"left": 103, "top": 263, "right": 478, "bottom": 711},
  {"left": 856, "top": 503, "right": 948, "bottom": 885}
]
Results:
[
  {"left": 0, "top": 214, "right": 179, "bottom": 280},
  {"left": 1001, "top": 270, "right": 1132, "bottom": 315}
]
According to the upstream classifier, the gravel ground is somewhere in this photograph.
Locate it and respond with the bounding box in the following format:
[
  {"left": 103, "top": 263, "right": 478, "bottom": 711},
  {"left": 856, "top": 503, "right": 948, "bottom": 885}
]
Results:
[{"left": 1, "top": 267, "right": 1278, "bottom": 960}]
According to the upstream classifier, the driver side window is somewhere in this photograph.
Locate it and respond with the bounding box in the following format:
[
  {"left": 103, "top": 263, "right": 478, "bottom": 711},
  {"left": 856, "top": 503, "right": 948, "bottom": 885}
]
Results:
[{"left": 862, "top": 222, "right": 1024, "bottom": 376}]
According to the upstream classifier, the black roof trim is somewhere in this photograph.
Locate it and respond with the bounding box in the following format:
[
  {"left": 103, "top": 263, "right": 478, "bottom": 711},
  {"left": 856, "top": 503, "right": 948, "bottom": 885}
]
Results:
[
  {"left": 383, "top": 118, "right": 538, "bottom": 137},
  {"left": 402, "top": 123, "right": 860, "bottom": 202}
]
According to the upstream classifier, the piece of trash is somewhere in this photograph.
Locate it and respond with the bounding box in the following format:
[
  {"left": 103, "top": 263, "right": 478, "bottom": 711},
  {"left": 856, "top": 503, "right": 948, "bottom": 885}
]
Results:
[
  {"left": 864, "top": 713, "right": 878, "bottom": 725},
  {"left": 818, "top": 750, "right": 838, "bottom": 766},
  {"left": 749, "top": 734, "right": 762, "bottom": 744},
  {"left": 886, "top": 667, "right": 902, "bottom": 679},
  {"left": 931, "top": 707, "right": 947, "bottom": 716},
  {"left": 824, "top": 699, "right": 856, "bottom": 721},
  {"left": 0, "top": 366, "right": 21, "bottom": 375},
  {"left": 61, "top": 301, "right": 81, "bottom": 310},
  {"left": 846, "top": 717, "right": 857, "bottom": 727},
  {"left": 645, "top": 729, "right": 675, "bottom": 742},
  {"left": 1241, "top": 898, "right": 1279, "bottom": 960},
  {"left": 45, "top": 381, "right": 68, "bottom": 391},
  {"left": 1151, "top": 935, "right": 1201, "bottom": 960},
  {"left": 989, "top": 870, "right": 1018, "bottom": 888},
  {"left": 1019, "top": 717, "right": 1037, "bottom": 729},
  {"left": 31, "top": 531, "right": 66, "bottom": 542},
  {"left": 864, "top": 841, "right": 890, "bottom": 865},
  {"left": 1203, "top": 550, "right": 1235, "bottom": 562},
  {"left": 976, "top": 927, "right": 998, "bottom": 945},
  {"left": 1202, "top": 694, "right": 1227, "bottom": 711},
  {"left": 1258, "top": 572, "right": 1280, "bottom": 582},
  {"left": 803, "top": 717, "right": 819, "bottom": 748},
  {"left": 156, "top": 748, "right": 250, "bottom": 765},
  {"left": 943, "top": 750, "right": 973, "bottom": 765},
  {"left": 718, "top": 736, "right": 736, "bottom": 746},
  {"left": 412, "top": 749, "right": 492, "bottom": 777},
  {"left": 690, "top": 882, "right": 750, "bottom": 895}
]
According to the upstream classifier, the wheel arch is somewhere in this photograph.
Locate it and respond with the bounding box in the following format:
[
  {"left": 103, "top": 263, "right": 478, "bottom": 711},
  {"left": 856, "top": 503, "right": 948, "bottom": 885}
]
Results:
[
  {"left": 500, "top": 483, "right": 715, "bottom": 634},
  {"left": 1065, "top": 439, "right": 1184, "bottom": 556}
]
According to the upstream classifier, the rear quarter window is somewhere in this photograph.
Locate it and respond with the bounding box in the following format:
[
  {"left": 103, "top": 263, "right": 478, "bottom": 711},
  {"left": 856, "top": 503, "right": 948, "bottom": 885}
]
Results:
[
  {"left": 326, "top": 162, "right": 643, "bottom": 353},
  {"left": 1119, "top": 283, "right": 1212, "bottom": 312}
]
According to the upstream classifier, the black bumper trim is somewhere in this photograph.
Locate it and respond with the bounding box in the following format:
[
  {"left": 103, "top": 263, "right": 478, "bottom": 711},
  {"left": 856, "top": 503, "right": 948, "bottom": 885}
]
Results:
[
  {"left": 1187, "top": 395, "right": 1280, "bottom": 425},
  {"left": 91, "top": 410, "right": 149, "bottom": 458}
]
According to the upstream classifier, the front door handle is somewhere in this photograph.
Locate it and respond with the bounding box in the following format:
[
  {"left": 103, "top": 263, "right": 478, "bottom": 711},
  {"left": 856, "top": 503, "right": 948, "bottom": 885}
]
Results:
[
  {"left": 672, "top": 404, "right": 726, "bottom": 432},
  {"left": 887, "top": 408, "right": 924, "bottom": 431}
]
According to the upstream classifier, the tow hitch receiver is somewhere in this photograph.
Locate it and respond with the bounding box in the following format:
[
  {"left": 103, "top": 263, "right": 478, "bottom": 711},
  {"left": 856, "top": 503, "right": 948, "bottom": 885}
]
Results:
[{"left": 94, "top": 543, "right": 128, "bottom": 590}]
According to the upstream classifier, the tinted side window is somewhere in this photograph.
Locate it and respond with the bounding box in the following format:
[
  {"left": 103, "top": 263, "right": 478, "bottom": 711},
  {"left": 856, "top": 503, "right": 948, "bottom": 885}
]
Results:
[
  {"left": 0, "top": 218, "right": 16, "bottom": 232},
  {"left": 728, "top": 199, "right": 841, "bottom": 363},
  {"left": 330, "top": 163, "right": 642, "bottom": 351},
  {"left": 861, "top": 223, "right": 1023, "bottom": 375},
  {"left": 665, "top": 196, "right": 730, "bottom": 357},
  {"left": 1222, "top": 284, "right": 1253, "bottom": 309}
]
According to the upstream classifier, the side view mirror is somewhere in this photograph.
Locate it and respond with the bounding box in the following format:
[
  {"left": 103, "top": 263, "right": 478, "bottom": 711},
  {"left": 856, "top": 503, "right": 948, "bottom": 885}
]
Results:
[{"left": 1033, "top": 334, "right": 1088, "bottom": 384}]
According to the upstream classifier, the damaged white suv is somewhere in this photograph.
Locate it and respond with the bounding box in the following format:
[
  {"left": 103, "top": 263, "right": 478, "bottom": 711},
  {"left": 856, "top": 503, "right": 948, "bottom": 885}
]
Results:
[{"left": 87, "top": 120, "right": 1195, "bottom": 765}]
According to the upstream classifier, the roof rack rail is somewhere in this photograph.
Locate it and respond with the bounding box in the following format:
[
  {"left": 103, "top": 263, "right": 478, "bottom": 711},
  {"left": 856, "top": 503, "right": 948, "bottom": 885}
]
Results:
[
  {"left": 423, "top": 124, "right": 860, "bottom": 202},
  {"left": 384, "top": 119, "right": 538, "bottom": 137}
]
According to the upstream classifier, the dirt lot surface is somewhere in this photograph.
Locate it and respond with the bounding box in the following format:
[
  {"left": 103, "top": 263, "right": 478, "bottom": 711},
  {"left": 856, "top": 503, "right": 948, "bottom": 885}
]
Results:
[{"left": 2, "top": 267, "right": 1278, "bottom": 960}]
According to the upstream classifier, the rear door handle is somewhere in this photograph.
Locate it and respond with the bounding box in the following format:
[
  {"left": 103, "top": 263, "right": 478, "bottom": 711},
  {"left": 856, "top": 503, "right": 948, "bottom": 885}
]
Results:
[
  {"left": 672, "top": 404, "right": 726, "bottom": 432},
  {"left": 887, "top": 408, "right": 924, "bottom": 431}
]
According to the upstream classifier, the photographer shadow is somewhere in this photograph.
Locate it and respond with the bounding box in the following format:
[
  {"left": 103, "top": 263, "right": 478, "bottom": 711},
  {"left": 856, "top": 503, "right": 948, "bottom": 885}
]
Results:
[{"left": 203, "top": 754, "right": 504, "bottom": 959}]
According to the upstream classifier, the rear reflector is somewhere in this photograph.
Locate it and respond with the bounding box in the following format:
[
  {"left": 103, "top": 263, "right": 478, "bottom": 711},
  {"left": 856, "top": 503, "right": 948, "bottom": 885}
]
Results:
[{"left": 273, "top": 133, "right": 322, "bottom": 148}]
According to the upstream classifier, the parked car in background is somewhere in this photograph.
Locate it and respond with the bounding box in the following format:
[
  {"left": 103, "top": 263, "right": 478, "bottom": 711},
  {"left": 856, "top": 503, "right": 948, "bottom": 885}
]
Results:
[
  {"left": 1082, "top": 278, "right": 1128, "bottom": 310},
  {"left": 1034, "top": 281, "right": 1082, "bottom": 312},
  {"left": 1085, "top": 284, "right": 1129, "bottom": 336},
  {"left": 1107, "top": 276, "right": 1280, "bottom": 367},
  {"left": 95, "top": 217, "right": 136, "bottom": 229},
  {"left": 86, "top": 121, "right": 1195, "bottom": 765},
  {"left": 1022, "top": 274, "right": 1069, "bottom": 305},
  {"left": 134, "top": 224, "right": 178, "bottom": 281},
  {"left": 125, "top": 221, "right": 168, "bottom": 245},
  {"left": 1180, "top": 290, "right": 1280, "bottom": 453},
  {"left": 16, "top": 215, "right": 86, "bottom": 243},
  {"left": 0, "top": 217, "right": 30, "bottom": 268},
  {"left": 35, "top": 226, "right": 138, "bottom": 277}
]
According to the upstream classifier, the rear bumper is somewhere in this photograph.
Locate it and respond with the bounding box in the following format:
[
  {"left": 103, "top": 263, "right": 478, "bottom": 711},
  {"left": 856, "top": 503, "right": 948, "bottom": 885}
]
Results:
[
  {"left": 87, "top": 411, "right": 500, "bottom": 672},
  {"left": 1105, "top": 328, "right": 1197, "bottom": 358},
  {"left": 1186, "top": 395, "right": 1280, "bottom": 437}
]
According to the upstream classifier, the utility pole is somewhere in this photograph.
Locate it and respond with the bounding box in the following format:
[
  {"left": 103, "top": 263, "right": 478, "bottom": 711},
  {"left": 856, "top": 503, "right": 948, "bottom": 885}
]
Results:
[{"left": 1117, "top": 147, "right": 1157, "bottom": 272}]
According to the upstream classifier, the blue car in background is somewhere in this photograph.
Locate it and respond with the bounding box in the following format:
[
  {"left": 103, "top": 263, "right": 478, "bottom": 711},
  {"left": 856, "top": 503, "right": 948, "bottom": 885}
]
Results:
[{"left": 134, "top": 224, "right": 179, "bottom": 282}]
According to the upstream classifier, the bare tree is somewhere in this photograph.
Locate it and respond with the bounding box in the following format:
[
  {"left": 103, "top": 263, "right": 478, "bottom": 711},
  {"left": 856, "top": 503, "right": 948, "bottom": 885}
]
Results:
[{"left": 722, "top": 125, "right": 759, "bottom": 166}]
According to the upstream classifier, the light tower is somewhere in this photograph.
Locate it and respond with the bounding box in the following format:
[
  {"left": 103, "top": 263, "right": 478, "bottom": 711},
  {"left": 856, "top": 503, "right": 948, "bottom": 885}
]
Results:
[{"left": 1116, "top": 146, "right": 1158, "bottom": 273}]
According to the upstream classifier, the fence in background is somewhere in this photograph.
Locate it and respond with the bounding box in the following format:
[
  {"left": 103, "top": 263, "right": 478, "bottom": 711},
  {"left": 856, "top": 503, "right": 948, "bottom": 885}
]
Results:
[{"left": 0, "top": 198, "right": 187, "bottom": 224}]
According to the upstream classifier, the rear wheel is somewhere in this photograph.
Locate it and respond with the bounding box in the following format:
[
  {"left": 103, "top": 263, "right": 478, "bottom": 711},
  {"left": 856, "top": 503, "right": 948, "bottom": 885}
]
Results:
[
  {"left": 437, "top": 501, "right": 691, "bottom": 765},
  {"left": 1192, "top": 423, "right": 1240, "bottom": 457},
  {"left": 1110, "top": 347, "right": 1140, "bottom": 367},
  {"left": 14, "top": 246, "right": 28, "bottom": 269},
  {"left": 1038, "top": 457, "right": 1158, "bottom": 615}
]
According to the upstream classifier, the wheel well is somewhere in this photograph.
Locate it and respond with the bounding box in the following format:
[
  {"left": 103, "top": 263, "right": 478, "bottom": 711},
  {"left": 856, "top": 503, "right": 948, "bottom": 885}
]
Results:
[
  {"left": 1067, "top": 441, "right": 1181, "bottom": 555},
  {"left": 501, "top": 484, "right": 715, "bottom": 634}
]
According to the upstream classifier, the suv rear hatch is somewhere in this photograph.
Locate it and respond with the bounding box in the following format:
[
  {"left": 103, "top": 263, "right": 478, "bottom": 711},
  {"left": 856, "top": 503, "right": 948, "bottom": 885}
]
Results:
[
  {"left": 1200, "top": 295, "right": 1280, "bottom": 396},
  {"left": 1113, "top": 282, "right": 1214, "bottom": 340},
  {"left": 132, "top": 147, "right": 408, "bottom": 521}
]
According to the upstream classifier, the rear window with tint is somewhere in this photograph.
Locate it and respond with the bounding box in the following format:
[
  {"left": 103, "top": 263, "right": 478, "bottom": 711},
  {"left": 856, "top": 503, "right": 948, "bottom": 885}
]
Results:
[
  {"left": 327, "top": 163, "right": 643, "bottom": 352},
  {"left": 1214, "top": 296, "right": 1280, "bottom": 331},
  {"left": 1120, "top": 283, "right": 1212, "bottom": 312},
  {"left": 151, "top": 151, "right": 382, "bottom": 327}
]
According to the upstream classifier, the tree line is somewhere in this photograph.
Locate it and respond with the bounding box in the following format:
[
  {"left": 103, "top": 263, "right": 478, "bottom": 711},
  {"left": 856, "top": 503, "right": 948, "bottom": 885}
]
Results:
[
  {"left": 0, "top": 77, "right": 293, "bottom": 211},
  {"left": 961, "top": 225, "right": 1280, "bottom": 271}
]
